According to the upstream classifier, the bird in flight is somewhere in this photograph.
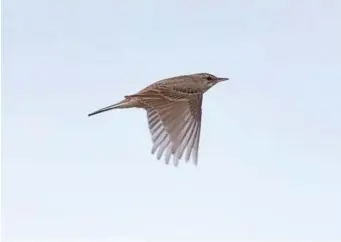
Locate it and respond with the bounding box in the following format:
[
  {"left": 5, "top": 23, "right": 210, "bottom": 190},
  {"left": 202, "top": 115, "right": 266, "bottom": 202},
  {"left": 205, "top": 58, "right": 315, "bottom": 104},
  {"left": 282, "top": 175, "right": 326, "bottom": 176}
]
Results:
[{"left": 88, "top": 72, "right": 229, "bottom": 166}]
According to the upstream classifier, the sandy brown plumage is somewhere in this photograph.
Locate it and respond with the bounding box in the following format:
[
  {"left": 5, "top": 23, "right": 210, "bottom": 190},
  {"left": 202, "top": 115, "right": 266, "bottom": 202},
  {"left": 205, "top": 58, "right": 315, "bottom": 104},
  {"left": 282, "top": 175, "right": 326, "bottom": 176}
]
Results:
[{"left": 88, "top": 72, "right": 229, "bottom": 166}]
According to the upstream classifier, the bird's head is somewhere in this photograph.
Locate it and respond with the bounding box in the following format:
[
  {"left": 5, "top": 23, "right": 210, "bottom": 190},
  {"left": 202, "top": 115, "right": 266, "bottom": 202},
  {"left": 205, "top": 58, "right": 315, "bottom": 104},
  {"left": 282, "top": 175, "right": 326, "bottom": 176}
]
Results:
[{"left": 194, "top": 73, "right": 229, "bottom": 90}]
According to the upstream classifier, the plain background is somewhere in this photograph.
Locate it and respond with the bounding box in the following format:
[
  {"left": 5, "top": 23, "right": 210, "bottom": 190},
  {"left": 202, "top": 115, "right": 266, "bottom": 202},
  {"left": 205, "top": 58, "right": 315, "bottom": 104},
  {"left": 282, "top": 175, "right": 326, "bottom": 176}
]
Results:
[{"left": 2, "top": 0, "right": 341, "bottom": 241}]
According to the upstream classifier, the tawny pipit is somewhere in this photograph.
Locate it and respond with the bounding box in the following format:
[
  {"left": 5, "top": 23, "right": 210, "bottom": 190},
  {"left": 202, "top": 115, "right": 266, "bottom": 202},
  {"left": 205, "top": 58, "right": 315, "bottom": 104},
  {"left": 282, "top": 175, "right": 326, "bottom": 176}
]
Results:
[{"left": 88, "top": 73, "right": 229, "bottom": 166}]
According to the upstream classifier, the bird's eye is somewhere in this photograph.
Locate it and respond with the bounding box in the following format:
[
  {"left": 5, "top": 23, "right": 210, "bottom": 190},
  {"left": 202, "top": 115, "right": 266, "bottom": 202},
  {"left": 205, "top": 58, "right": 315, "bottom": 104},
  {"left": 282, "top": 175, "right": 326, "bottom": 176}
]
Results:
[{"left": 206, "top": 76, "right": 212, "bottom": 81}]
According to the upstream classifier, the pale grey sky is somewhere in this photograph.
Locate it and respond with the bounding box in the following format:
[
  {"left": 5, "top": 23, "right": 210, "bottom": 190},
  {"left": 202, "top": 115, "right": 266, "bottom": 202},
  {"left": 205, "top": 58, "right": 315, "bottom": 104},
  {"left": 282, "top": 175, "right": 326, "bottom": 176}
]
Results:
[{"left": 2, "top": 0, "right": 341, "bottom": 241}]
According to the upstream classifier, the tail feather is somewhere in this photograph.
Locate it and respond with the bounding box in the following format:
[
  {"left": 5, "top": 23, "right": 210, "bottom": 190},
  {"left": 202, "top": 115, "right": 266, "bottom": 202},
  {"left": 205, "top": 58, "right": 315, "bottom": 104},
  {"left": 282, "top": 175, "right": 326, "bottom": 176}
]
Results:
[{"left": 88, "top": 100, "right": 128, "bottom": 117}]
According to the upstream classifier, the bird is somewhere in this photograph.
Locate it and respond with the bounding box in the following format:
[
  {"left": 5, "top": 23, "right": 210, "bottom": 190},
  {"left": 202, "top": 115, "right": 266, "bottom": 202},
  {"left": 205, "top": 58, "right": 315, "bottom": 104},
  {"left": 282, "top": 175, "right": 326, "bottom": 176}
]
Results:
[{"left": 88, "top": 72, "right": 229, "bottom": 166}]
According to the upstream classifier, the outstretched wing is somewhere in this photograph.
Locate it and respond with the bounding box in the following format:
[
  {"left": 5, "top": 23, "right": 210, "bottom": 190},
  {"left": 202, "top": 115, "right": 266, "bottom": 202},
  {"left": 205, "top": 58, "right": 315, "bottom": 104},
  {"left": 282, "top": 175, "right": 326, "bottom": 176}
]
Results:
[{"left": 144, "top": 95, "right": 203, "bottom": 166}]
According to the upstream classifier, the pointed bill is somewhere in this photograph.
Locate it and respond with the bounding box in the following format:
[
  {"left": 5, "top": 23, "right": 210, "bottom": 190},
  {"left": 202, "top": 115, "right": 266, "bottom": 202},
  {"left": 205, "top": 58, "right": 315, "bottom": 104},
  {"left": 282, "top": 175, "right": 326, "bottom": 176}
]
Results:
[{"left": 216, "top": 77, "right": 229, "bottom": 82}]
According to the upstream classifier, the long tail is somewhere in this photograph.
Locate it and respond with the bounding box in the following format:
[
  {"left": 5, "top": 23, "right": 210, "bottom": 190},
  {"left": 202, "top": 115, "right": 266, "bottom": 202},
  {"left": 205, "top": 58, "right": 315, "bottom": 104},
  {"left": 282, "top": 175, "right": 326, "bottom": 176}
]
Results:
[{"left": 88, "top": 99, "right": 130, "bottom": 117}]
